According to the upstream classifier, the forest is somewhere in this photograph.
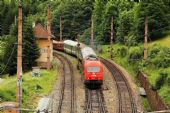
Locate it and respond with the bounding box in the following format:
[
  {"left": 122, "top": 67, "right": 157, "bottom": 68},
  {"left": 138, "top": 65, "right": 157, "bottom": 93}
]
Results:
[{"left": 0, "top": 0, "right": 170, "bottom": 75}]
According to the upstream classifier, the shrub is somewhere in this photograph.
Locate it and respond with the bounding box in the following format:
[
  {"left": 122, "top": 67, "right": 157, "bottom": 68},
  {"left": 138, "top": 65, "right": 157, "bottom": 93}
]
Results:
[
  {"left": 118, "top": 46, "right": 128, "bottom": 57},
  {"left": 149, "top": 44, "right": 161, "bottom": 59},
  {"left": 128, "top": 47, "right": 143, "bottom": 63},
  {"left": 167, "top": 77, "right": 170, "bottom": 87},
  {"left": 148, "top": 46, "right": 170, "bottom": 68},
  {"left": 155, "top": 72, "right": 168, "bottom": 90}
]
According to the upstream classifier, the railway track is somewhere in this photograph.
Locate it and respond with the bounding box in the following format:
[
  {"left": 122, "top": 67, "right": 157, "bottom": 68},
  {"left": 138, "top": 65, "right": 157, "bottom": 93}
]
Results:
[
  {"left": 85, "top": 88, "right": 107, "bottom": 113},
  {"left": 100, "top": 58, "right": 137, "bottom": 113},
  {"left": 53, "top": 51, "right": 76, "bottom": 113}
]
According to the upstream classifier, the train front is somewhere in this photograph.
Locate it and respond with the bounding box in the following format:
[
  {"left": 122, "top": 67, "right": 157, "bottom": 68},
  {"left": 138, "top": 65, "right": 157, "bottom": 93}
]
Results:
[
  {"left": 84, "top": 57, "right": 103, "bottom": 86},
  {"left": 81, "top": 47, "right": 103, "bottom": 87}
]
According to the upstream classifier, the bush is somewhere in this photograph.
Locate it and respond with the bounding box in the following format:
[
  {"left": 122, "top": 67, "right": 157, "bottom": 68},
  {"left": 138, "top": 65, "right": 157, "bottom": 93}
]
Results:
[
  {"left": 117, "top": 46, "right": 128, "bottom": 57},
  {"left": 149, "top": 44, "right": 161, "bottom": 59},
  {"left": 155, "top": 72, "right": 168, "bottom": 90},
  {"left": 124, "top": 33, "right": 138, "bottom": 46},
  {"left": 147, "top": 45, "right": 170, "bottom": 68},
  {"left": 128, "top": 47, "right": 143, "bottom": 63},
  {"left": 0, "top": 63, "right": 4, "bottom": 74},
  {"left": 151, "top": 47, "right": 170, "bottom": 68},
  {"left": 167, "top": 77, "right": 170, "bottom": 87}
]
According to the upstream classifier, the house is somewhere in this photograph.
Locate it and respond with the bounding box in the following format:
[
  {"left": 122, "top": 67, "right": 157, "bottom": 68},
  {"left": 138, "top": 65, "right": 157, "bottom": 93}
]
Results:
[{"left": 34, "top": 23, "right": 53, "bottom": 68}]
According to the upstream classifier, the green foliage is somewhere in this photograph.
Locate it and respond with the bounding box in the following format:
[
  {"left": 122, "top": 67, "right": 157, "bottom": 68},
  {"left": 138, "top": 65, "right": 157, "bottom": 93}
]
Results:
[
  {"left": 52, "top": 0, "right": 93, "bottom": 40},
  {"left": 0, "top": 68, "right": 57, "bottom": 109},
  {"left": 99, "top": 43, "right": 170, "bottom": 107},
  {"left": 134, "top": 1, "right": 170, "bottom": 41},
  {"left": 1, "top": 35, "right": 17, "bottom": 75},
  {"left": 22, "top": 17, "right": 40, "bottom": 71},
  {"left": 80, "top": 28, "right": 90, "bottom": 44},
  {"left": 117, "top": 9, "right": 134, "bottom": 44},
  {"left": 149, "top": 44, "right": 161, "bottom": 59},
  {"left": 93, "top": 0, "right": 134, "bottom": 43},
  {"left": 128, "top": 47, "right": 143, "bottom": 63},
  {"left": 0, "top": 0, "right": 18, "bottom": 36},
  {"left": 167, "top": 77, "right": 170, "bottom": 87},
  {"left": 118, "top": 46, "right": 128, "bottom": 57},
  {"left": 154, "top": 72, "right": 168, "bottom": 90},
  {"left": 1, "top": 18, "right": 40, "bottom": 75},
  {"left": 146, "top": 45, "right": 170, "bottom": 68}
]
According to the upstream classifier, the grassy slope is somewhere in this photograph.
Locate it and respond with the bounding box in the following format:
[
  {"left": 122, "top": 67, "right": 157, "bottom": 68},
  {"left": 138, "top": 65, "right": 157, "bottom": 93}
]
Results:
[
  {"left": 150, "top": 35, "right": 170, "bottom": 48},
  {"left": 0, "top": 66, "right": 58, "bottom": 109},
  {"left": 98, "top": 35, "right": 170, "bottom": 110}
]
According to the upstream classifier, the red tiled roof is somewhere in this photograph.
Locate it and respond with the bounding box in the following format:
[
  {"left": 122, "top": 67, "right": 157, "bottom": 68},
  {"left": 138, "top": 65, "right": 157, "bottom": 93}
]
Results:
[{"left": 33, "top": 23, "right": 55, "bottom": 39}]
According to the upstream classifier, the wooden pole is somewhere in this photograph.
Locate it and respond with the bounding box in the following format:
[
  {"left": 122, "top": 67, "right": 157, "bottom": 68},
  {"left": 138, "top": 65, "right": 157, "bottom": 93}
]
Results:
[
  {"left": 47, "top": 5, "right": 51, "bottom": 70},
  {"left": 144, "top": 16, "right": 148, "bottom": 60},
  {"left": 91, "top": 15, "right": 94, "bottom": 49},
  {"left": 110, "top": 17, "right": 113, "bottom": 59},
  {"left": 77, "top": 34, "right": 80, "bottom": 70},
  {"left": 16, "top": 4, "right": 22, "bottom": 113},
  {"left": 60, "top": 16, "right": 62, "bottom": 41}
]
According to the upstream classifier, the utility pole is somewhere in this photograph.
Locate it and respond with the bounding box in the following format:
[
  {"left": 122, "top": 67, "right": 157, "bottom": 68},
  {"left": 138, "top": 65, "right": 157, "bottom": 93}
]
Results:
[
  {"left": 144, "top": 16, "right": 148, "bottom": 60},
  {"left": 91, "top": 15, "right": 94, "bottom": 49},
  {"left": 60, "top": 16, "right": 62, "bottom": 41},
  {"left": 77, "top": 34, "right": 80, "bottom": 70},
  {"left": 16, "top": 3, "right": 22, "bottom": 113},
  {"left": 110, "top": 17, "right": 114, "bottom": 59},
  {"left": 47, "top": 5, "right": 51, "bottom": 70}
]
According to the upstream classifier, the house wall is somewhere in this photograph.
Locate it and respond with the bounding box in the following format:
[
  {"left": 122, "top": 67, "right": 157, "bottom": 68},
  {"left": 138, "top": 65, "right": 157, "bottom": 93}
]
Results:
[{"left": 36, "top": 39, "right": 53, "bottom": 68}]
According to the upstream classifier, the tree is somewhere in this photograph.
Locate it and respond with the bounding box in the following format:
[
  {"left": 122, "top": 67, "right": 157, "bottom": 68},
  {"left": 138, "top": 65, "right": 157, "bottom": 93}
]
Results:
[
  {"left": 2, "top": 17, "right": 40, "bottom": 75},
  {"left": 22, "top": 17, "right": 40, "bottom": 71},
  {"left": 2, "top": 35, "right": 17, "bottom": 75},
  {"left": 51, "top": 1, "right": 93, "bottom": 40},
  {"left": 134, "top": 1, "right": 170, "bottom": 41},
  {"left": 116, "top": 9, "right": 135, "bottom": 45}
]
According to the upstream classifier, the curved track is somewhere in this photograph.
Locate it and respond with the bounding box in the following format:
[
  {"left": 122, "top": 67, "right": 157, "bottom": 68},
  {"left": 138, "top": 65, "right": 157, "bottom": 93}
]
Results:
[
  {"left": 85, "top": 88, "right": 107, "bottom": 113},
  {"left": 53, "top": 51, "right": 76, "bottom": 113},
  {"left": 100, "top": 58, "right": 137, "bottom": 113}
]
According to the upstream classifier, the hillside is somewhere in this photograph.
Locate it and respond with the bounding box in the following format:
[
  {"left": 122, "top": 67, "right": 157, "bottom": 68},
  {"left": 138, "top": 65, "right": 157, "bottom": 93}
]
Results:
[
  {"left": 150, "top": 35, "right": 170, "bottom": 48},
  {"left": 98, "top": 36, "right": 170, "bottom": 110}
]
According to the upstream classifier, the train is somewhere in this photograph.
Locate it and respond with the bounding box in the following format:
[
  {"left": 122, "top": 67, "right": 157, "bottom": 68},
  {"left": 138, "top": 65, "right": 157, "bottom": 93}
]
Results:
[{"left": 53, "top": 40, "right": 103, "bottom": 87}]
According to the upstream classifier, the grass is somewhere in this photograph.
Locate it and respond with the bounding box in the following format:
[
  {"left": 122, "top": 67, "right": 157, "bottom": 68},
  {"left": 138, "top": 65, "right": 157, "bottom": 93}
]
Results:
[
  {"left": 141, "top": 97, "right": 151, "bottom": 111},
  {"left": 0, "top": 64, "right": 58, "bottom": 110},
  {"left": 150, "top": 35, "right": 170, "bottom": 48}
]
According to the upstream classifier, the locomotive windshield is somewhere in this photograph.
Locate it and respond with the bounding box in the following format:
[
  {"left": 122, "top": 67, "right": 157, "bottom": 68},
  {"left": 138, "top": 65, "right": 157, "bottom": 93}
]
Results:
[{"left": 87, "top": 66, "right": 100, "bottom": 72}]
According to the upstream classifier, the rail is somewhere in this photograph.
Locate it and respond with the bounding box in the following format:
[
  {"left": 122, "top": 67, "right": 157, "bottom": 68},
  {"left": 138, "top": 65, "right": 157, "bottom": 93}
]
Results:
[
  {"left": 53, "top": 51, "right": 76, "bottom": 113},
  {"left": 85, "top": 88, "right": 107, "bottom": 113},
  {"left": 100, "top": 58, "right": 137, "bottom": 113}
]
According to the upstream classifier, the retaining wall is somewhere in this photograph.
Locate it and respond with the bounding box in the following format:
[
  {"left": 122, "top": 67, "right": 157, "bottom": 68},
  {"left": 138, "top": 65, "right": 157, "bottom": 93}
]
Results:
[{"left": 137, "top": 71, "right": 168, "bottom": 111}]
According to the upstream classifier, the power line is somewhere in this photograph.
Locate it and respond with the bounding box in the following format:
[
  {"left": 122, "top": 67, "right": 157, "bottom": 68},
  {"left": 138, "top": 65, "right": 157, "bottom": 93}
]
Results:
[{"left": 0, "top": 44, "right": 16, "bottom": 76}]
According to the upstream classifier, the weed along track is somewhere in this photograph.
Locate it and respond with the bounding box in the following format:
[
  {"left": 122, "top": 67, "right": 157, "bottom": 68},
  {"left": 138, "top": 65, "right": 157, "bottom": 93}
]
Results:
[
  {"left": 85, "top": 88, "right": 108, "bottom": 113},
  {"left": 53, "top": 51, "right": 76, "bottom": 113},
  {"left": 100, "top": 58, "right": 137, "bottom": 113}
]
